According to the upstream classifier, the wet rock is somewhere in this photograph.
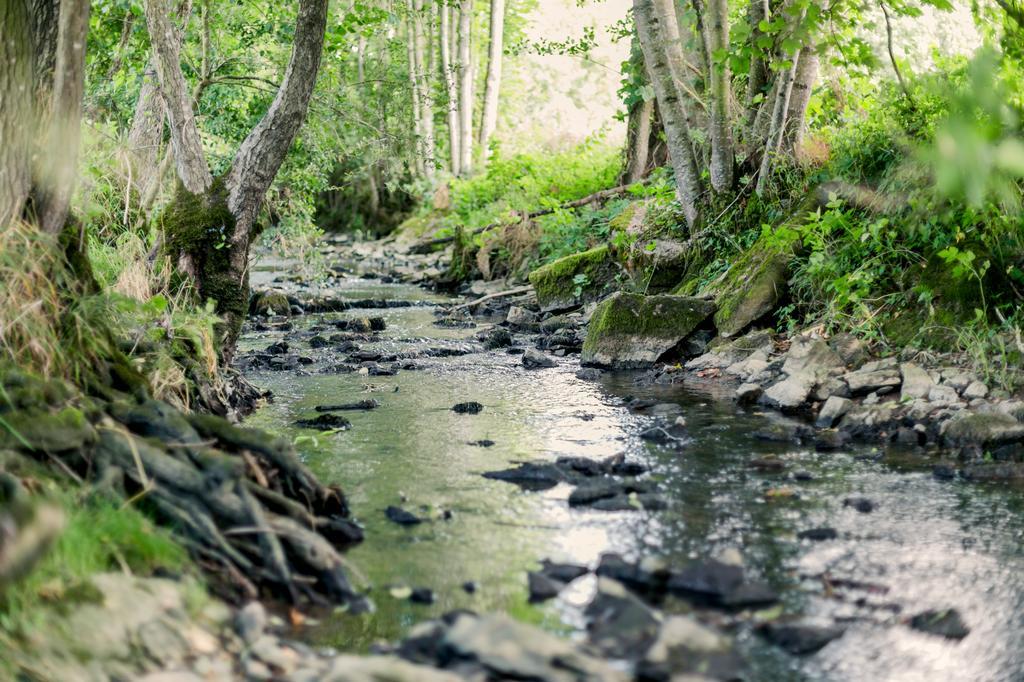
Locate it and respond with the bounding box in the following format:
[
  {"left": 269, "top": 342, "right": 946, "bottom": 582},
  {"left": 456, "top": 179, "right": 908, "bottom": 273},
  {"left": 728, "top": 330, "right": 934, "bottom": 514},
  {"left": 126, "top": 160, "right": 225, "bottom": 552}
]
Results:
[
  {"left": 556, "top": 456, "right": 605, "bottom": 477},
  {"left": 752, "top": 419, "right": 812, "bottom": 444},
  {"left": 568, "top": 479, "right": 648, "bottom": 507},
  {"left": 736, "top": 382, "right": 763, "bottom": 404},
  {"left": 581, "top": 292, "right": 716, "bottom": 369},
  {"left": 409, "top": 588, "right": 435, "bottom": 604},
  {"left": 591, "top": 493, "right": 667, "bottom": 511},
  {"left": 963, "top": 381, "right": 990, "bottom": 400},
  {"left": 575, "top": 367, "right": 604, "bottom": 381},
  {"left": 761, "top": 621, "right": 845, "bottom": 655},
  {"left": 482, "top": 328, "right": 513, "bottom": 350},
  {"left": 798, "top": 527, "right": 838, "bottom": 541},
  {"left": 816, "top": 395, "right": 853, "bottom": 428},
  {"left": 909, "top": 608, "right": 970, "bottom": 639},
  {"left": 668, "top": 559, "right": 777, "bottom": 609},
  {"left": 928, "top": 384, "right": 961, "bottom": 405},
  {"left": 294, "top": 413, "right": 352, "bottom": 431},
  {"left": 505, "top": 306, "right": 539, "bottom": 329},
  {"left": 960, "top": 462, "right": 1024, "bottom": 481},
  {"left": 468, "top": 439, "right": 495, "bottom": 447},
  {"left": 814, "top": 429, "right": 848, "bottom": 451},
  {"left": 760, "top": 373, "right": 815, "bottom": 411},
  {"left": 528, "top": 571, "right": 565, "bottom": 603},
  {"left": 748, "top": 457, "right": 787, "bottom": 472},
  {"left": 585, "top": 578, "right": 661, "bottom": 659},
  {"left": 782, "top": 337, "right": 845, "bottom": 378},
  {"left": 462, "top": 581, "right": 478, "bottom": 594},
  {"left": 638, "top": 614, "right": 743, "bottom": 681},
  {"left": 385, "top": 506, "right": 423, "bottom": 526},
  {"left": 539, "top": 559, "right": 589, "bottom": 584},
  {"left": 829, "top": 332, "right": 868, "bottom": 368},
  {"left": 900, "top": 363, "right": 934, "bottom": 400},
  {"left": 308, "top": 335, "right": 331, "bottom": 349},
  {"left": 482, "top": 463, "right": 564, "bottom": 490},
  {"left": 528, "top": 245, "right": 618, "bottom": 313},
  {"left": 235, "top": 602, "right": 266, "bottom": 645},
  {"left": 843, "top": 496, "right": 875, "bottom": 513},
  {"left": 451, "top": 401, "right": 484, "bottom": 414},
  {"left": 440, "top": 612, "right": 625, "bottom": 681},
  {"left": 639, "top": 419, "right": 691, "bottom": 447},
  {"left": 266, "top": 340, "right": 290, "bottom": 355},
  {"left": 941, "top": 412, "right": 1024, "bottom": 447},
  {"left": 315, "top": 399, "right": 380, "bottom": 412},
  {"left": 539, "top": 314, "right": 579, "bottom": 334},
  {"left": 251, "top": 290, "right": 292, "bottom": 317},
  {"left": 522, "top": 348, "right": 557, "bottom": 369}
]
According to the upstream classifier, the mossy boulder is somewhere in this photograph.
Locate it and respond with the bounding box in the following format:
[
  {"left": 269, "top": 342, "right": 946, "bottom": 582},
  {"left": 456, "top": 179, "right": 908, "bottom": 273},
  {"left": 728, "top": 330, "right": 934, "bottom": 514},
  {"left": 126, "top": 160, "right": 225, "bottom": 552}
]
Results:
[
  {"left": 528, "top": 246, "right": 618, "bottom": 313},
  {"left": 581, "top": 292, "right": 716, "bottom": 369},
  {"left": 250, "top": 290, "right": 292, "bottom": 317},
  {"left": 0, "top": 407, "right": 97, "bottom": 452},
  {"left": 704, "top": 231, "right": 799, "bottom": 338}
]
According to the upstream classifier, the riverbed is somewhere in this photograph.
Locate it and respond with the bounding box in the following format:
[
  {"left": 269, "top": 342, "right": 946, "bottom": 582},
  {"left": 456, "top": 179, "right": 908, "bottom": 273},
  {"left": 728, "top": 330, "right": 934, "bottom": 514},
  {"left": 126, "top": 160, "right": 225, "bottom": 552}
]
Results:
[{"left": 241, "top": 261, "right": 1024, "bottom": 682}]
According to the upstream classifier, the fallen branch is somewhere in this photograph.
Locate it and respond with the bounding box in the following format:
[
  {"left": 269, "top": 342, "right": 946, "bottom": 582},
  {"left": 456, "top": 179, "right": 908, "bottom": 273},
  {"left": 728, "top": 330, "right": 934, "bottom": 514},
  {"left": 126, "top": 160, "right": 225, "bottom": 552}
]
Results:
[
  {"left": 410, "top": 183, "right": 639, "bottom": 254},
  {"left": 450, "top": 285, "right": 532, "bottom": 311}
]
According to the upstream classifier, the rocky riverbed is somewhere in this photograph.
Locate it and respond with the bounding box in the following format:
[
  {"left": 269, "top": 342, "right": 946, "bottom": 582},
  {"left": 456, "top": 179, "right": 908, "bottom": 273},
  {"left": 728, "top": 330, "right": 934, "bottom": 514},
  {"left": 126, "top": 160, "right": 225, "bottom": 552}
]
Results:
[{"left": 180, "top": 233, "right": 1024, "bottom": 681}]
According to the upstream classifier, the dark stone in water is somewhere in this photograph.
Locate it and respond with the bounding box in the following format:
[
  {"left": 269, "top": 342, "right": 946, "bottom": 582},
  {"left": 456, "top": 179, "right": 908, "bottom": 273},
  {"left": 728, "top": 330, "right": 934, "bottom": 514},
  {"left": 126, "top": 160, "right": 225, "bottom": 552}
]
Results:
[
  {"left": 315, "top": 399, "right": 381, "bottom": 412},
  {"left": 798, "top": 527, "right": 838, "bottom": 541},
  {"left": 539, "top": 559, "right": 589, "bottom": 584},
  {"left": 482, "top": 328, "right": 513, "bottom": 350},
  {"left": 793, "top": 470, "right": 815, "bottom": 481},
  {"left": 350, "top": 350, "right": 383, "bottom": 362},
  {"left": 332, "top": 339, "right": 360, "bottom": 352},
  {"left": 568, "top": 479, "right": 631, "bottom": 507},
  {"left": 409, "top": 588, "right": 435, "bottom": 604},
  {"left": 575, "top": 368, "right": 603, "bottom": 381},
  {"left": 385, "top": 505, "right": 423, "bottom": 526},
  {"left": 590, "top": 493, "right": 667, "bottom": 511},
  {"left": 595, "top": 553, "right": 668, "bottom": 594},
  {"left": 747, "top": 457, "right": 787, "bottom": 471},
  {"left": 527, "top": 571, "right": 565, "bottom": 603},
  {"left": 370, "top": 317, "right": 387, "bottom": 331},
  {"left": 294, "top": 413, "right": 352, "bottom": 431},
  {"left": 556, "top": 456, "right": 605, "bottom": 477},
  {"left": 297, "top": 356, "right": 314, "bottom": 365},
  {"left": 639, "top": 422, "right": 690, "bottom": 447},
  {"left": 308, "top": 335, "right": 331, "bottom": 349},
  {"left": 909, "top": 608, "right": 970, "bottom": 639},
  {"left": 452, "top": 401, "right": 484, "bottom": 414},
  {"left": 585, "top": 579, "right": 661, "bottom": 659},
  {"left": 843, "top": 496, "right": 875, "bottom": 513},
  {"left": 266, "top": 341, "right": 290, "bottom": 355},
  {"left": 366, "top": 364, "right": 398, "bottom": 376},
  {"left": 761, "top": 622, "right": 845, "bottom": 655},
  {"left": 482, "top": 463, "right": 564, "bottom": 490},
  {"left": 933, "top": 464, "right": 958, "bottom": 480},
  {"left": 461, "top": 581, "right": 478, "bottom": 594},
  {"left": 667, "top": 559, "right": 779, "bottom": 609},
  {"left": 468, "top": 439, "right": 496, "bottom": 447}
]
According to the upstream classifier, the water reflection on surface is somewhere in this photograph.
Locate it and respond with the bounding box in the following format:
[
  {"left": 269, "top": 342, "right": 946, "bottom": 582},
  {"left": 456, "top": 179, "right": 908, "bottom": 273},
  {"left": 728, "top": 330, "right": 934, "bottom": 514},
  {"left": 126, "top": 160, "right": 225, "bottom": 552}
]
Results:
[{"left": 243, "top": 277, "right": 1024, "bottom": 682}]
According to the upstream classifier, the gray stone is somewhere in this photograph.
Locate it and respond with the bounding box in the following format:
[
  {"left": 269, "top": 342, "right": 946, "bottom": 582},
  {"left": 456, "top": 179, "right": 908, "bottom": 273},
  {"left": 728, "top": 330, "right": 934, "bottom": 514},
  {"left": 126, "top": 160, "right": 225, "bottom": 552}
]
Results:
[
  {"left": 735, "top": 383, "right": 763, "bottom": 404},
  {"left": 235, "top": 601, "right": 267, "bottom": 646},
  {"left": 828, "top": 333, "right": 868, "bottom": 368},
  {"left": 942, "top": 412, "right": 1024, "bottom": 447},
  {"left": 581, "top": 293, "right": 716, "bottom": 369},
  {"left": 585, "top": 578, "right": 661, "bottom": 659},
  {"left": 320, "top": 656, "right": 462, "bottom": 682},
  {"left": 963, "top": 380, "right": 989, "bottom": 400},
  {"left": 760, "top": 373, "right": 815, "bottom": 410},
  {"left": 928, "top": 385, "right": 961, "bottom": 404},
  {"left": 506, "top": 306, "right": 538, "bottom": 329},
  {"left": 900, "top": 363, "right": 934, "bottom": 400},
  {"left": 781, "top": 338, "right": 845, "bottom": 378},
  {"left": 844, "top": 368, "right": 901, "bottom": 395},
  {"left": 522, "top": 348, "right": 557, "bottom": 369}
]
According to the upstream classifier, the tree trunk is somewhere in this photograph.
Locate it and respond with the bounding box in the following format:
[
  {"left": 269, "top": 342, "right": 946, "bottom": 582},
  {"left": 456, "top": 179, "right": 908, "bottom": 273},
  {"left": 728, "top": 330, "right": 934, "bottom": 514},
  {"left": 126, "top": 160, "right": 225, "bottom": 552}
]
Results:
[
  {"left": 634, "top": 0, "right": 703, "bottom": 229},
  {"left": 0, "top": 0, "right": 34, "bottom": 230},
  {"left": 457, "top": 0, "right": 474, "bottom": 175},
  {"left": 705, "top": 0, "right": 734, "bottom": 192},
  {"left": 756, "top": 28, "right": 803, "bottom": 196},
  {"left": 405, "top": 5, "right": 425, "bottom": 176},
  {"left": 478, "top": 0, "right": 504, "bottom": 167},
  {"left": 782, "top": 47, "right": 818, "bottom": 154},
  {"left": 413, "top": 0, "right": 436, "bottom": 180},
  {"left": 440, "top": 0, "right": 461, "bottom": 174},
  {"left": 34, "top": 0, "right": 91, "bottom": 234},
  {"left": 623, "top": 98, "right": 654, "bottom": 185},
  {"left": 743, "top": 0, "right": 770, "bottom": 138}
]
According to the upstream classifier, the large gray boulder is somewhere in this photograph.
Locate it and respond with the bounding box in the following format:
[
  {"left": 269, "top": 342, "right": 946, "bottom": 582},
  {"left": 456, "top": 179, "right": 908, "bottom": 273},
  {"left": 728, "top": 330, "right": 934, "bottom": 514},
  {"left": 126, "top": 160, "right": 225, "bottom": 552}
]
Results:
[{"left": 581, "top": 293, "right": 716, "bottom": 369}]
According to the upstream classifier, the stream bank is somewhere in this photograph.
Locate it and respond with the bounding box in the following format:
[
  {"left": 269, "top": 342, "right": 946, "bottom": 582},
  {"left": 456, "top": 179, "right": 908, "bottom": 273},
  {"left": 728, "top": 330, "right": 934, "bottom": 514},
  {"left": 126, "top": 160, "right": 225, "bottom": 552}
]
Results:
[{"left": 230, "top": 235, "right": 1024, "bottom": 681}]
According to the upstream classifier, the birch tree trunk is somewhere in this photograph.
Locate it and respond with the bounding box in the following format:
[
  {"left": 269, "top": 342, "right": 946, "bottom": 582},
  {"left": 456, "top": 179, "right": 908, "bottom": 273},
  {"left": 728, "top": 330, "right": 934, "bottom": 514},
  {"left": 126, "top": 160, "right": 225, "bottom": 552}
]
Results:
[
  {"left": 755, "top": 33, "right": 803, "bottom": 195},
  {"left": 413, "top": 0, "right": 436, "bottom": 180},
  {"left": 782, "top": 48, "right": 818, "bottom": 154},
  {"left": 440, "top": 0, "right": 461, "bottom": 174},
  {"left": 743, "top": 0, "right": 770, "bottom": 137},
  {"left": 634, "top": 0, "right": 703, "bottom": 228},
  {"left": 405, "top": 5, "right": 425, "bottom": 176},
  {"left": 478, "top": 0, "right": 504, "bottom": 167},
  {"left": 622, "top": 98, "right": 654, "bottom": 185},
  {"left": 457, "top": 0, "right": 474, "bottom": 175},
  {"left": 705, "top": 0, "right": 735, "bottom": 191}
]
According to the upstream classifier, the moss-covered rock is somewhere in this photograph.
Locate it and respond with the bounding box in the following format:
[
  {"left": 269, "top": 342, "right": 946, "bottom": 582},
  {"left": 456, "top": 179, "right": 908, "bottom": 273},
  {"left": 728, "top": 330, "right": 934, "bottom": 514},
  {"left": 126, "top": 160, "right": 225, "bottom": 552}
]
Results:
[
  {"left": 0, "top": 407, "right": 97, "bottom": 452},
  {"left": 250, "top": 290, "right": 292, "bottom": 317},
  {"left": 581, "top": 292, "right": 716, "bottom": 369},
  {"left": 703, "top": 231, "right": 799, "bottom": 338},
  {"left": 528, "top": 246, "right": 618, "bottom": 313}
]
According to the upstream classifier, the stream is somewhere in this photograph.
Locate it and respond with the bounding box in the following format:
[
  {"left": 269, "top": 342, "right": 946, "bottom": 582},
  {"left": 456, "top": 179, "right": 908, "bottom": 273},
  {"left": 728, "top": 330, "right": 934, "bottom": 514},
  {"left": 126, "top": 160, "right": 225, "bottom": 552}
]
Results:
[{"left": 241, "top": 256, "right": 1024, "bottom": 682}]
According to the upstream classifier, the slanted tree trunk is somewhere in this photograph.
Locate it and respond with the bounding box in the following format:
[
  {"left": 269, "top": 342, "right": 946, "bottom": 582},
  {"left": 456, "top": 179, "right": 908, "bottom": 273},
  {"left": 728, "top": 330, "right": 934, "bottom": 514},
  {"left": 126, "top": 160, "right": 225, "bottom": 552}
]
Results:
[
  {"left": 634, "top": 0, "right": 703, "bottom": 228},
  {"left": 477, "top": 0, "right": 504, "bottom": 167},
  {"left": 782, "top": 47, "right": 818, "bottom": 154},
  {"left": 457, "top": 0, "right": 474, "bottom": 175},
  {"left": 756, "top": 37, "right": 803, "bottom": 195},
  {"left": 622, "top": 98, "right": 655, "bottom": 185},
  {"left": 146, "top": 0, "right": 329, "bottom": 360},
  {"left": 440, "top": 0, "right": 461, "bottom": 175}
]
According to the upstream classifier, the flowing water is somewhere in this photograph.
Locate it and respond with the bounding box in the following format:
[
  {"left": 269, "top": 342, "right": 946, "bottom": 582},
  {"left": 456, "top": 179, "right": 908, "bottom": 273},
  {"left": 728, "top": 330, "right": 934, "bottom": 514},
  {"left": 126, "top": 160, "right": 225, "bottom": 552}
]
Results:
[{"left": 243, "top": 263, "right": 1024, "bottom": 682}]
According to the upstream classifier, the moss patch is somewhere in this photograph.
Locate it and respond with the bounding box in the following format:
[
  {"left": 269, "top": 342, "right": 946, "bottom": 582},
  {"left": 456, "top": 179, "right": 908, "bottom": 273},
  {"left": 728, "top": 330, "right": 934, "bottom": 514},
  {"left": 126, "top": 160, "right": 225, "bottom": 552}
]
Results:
[
  {"left": 581, "top": 292, "right": 716, "bottom": 368},
  {"left": 704, "top": 230, "right": 799, "bottom": 337},
  {"left": 528, "top": 245, "right": 618, "bottom": 312}
]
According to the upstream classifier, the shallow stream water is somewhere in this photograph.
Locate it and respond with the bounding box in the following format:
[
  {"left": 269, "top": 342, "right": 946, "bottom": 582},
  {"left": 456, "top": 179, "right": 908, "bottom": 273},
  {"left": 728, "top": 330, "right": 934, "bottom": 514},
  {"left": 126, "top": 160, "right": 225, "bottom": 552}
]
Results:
[{"left": 242, "top": 265, "right": 1024, "bottom": 682}]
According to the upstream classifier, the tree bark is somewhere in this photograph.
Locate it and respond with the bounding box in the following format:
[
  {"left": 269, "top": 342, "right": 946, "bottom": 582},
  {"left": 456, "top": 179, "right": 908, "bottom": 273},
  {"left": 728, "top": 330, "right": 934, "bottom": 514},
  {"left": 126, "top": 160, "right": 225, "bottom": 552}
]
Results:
[
  {"left": 145, "top": 0, "right": 211, "bottom": 195},
  {"left": 440, "top": 0, "right": 461, "bottom": 174},
  {"left": 477, "top": 0, "right": 504, "bottom": 166},
  {"left": 0, "top": 0, "right": 34, "bottom": 230},
  {"left": 457, "top": 0, "right": 474, "bottom": 175},
  {"left": 634, "top": 0, "right": 703, "bottom": 228},
  {"left": 412, "top": 0, "right": 436, "bottom": 179},
  {"left": 743, "top": 0, "right": 770, "bottom": 137},
  {"left": 755, "top": 24, "right": 803, "bottom": 195},
  {"left": 405, "top": 5, "right": 425, "bottom": 176},
  {"left": 622, "top": 97, "right": 654, "bottom": 185},
  {"left": 705, "top": 0, "right": 734, "bottom": 191},
  {"left": 782, "top": 47, "right": 818, "bottom": 154}
]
